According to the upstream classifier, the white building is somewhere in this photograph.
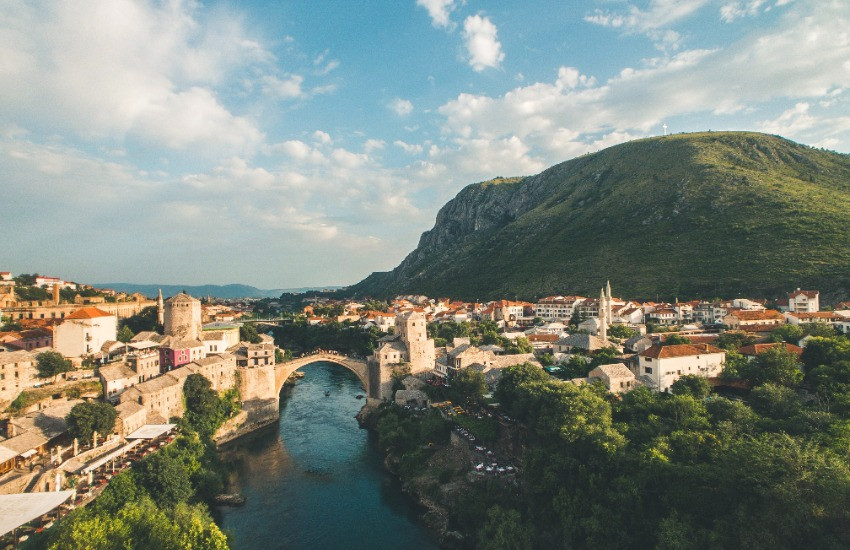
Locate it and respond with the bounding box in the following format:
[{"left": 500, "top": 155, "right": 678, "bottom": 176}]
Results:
[
  {"left": 534, "top": 296, "right": 586, "bottom": 321},
  {"left": 53, "top": 307, "right": 117, "bottom": 357},
  {"left": 637, "top": 343, "right": 726, "bottom": 392},
  {"left": 783, "top": 289, "right": 820, "bottom": 313}
]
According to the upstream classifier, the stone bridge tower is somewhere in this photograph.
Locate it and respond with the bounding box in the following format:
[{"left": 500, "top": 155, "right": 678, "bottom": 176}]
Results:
[
  {"left": 163, "top": 292, "right": 202, "bottom": 340},
  {"left": 369, "top": 311, "right": 436, "bottom": 401}
]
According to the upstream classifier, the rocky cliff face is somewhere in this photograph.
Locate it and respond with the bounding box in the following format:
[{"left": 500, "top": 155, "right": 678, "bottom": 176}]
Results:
[{"left": 350, "top": 132, "right": 850, "bottom": 301}]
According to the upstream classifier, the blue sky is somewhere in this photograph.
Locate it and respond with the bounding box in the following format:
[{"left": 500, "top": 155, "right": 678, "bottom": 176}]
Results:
[{"left": 2, "top": 0, "right": 848, "bottom": 289}]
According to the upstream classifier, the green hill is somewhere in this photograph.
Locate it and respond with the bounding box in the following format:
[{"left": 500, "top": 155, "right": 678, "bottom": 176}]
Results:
[{"left": 350, "top": 132, "right": 850, "bottom": 301}]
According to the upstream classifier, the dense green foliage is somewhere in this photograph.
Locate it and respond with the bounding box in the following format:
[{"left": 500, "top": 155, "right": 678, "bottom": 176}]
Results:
[
  {"left": 35, "top": 350, "right": 72, "bottom": 381},
  {"left": 449, "top": 368, "right": 488, "bottom": 404},
  {"left": 239, "top": 323, "right": 262, "bottom": 344},
  {"left": 350, "top": 132, "right": 850, "bottom": 300},
  {"left": 182, "top": 374, "right": 241, "bottom": 439},
  {"left": 66, "top": 402, "right": 118, "bottom": 442},
  {"left": 271, "top": 321, "right": 381, "bottom": 356},
  {"left": 27, "top": 434, "right": 229, "bottom": 549},
  {"left": 375, "top": 336, "right": 850, "bottom": 548},
  {"left": 479, "top": 354, "right": 850, "bottom": 549},
  {"left": 117, "top": 325, "right": 134, "bottom": 343},
  {"left": 119, "top": 306, "right": 161, "bottom": 334}
]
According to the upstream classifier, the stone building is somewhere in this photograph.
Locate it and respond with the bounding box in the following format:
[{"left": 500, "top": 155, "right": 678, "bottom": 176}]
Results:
[
  {"left": 120, "top": 370, "right": 186, "bottom": 423},
  {"left": 232, "top": 342, "right": 275, "bottom": 367},
  {"left": 369, "top": 311, "right": 436, "bottom": 400},
  {"left": 587, "top": 363, "right": 638, "bottom": 393},
  {"left": 188, "top": 353, "right": 237, "bottom": 392},
  {"left": 0, "top": 350, "right": 37, "bottom": 405},
  {"left": 115, "top": 401, "right": 147, "bottom": 437},
  {"left": 163, "top": 292, "right": 202, "bottom": 340}
]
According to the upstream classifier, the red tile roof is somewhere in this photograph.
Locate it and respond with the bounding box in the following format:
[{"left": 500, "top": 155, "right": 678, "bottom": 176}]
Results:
[
  {"left": 739, "top": 342, "right": 803, "bottom": 357},
  {"left": 640, "top": 343, "right": 725, "bottom": 359},
  {"left": 65, "top": 307, "right": 113, "bottom": 319},
  {"left": 728, "top": 309, "right": 783, "bottom": 321}
]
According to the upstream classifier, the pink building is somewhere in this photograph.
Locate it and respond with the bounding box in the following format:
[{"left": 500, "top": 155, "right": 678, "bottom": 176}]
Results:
[{"left": 158, "top": 338, "right": 204, "bottom": 372}]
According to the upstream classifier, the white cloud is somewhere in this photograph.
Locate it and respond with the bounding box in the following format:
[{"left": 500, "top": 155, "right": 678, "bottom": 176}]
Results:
[
  {"left": 313, "top": 130, "right": 333, "bottom": 145},
  {"left": 585, "top": 0, "right": 711, "bottom": 50},
  {"left": 388, "top": 97, "right": 414, "bottom": 116},
  {"left": 720, "top": 0, "right": 792, "bottom": 22},
  {"left": 416, "top": 0, "right": 457, "bottom": 29},
  {"left": 462, "top": 15, "right": 505, "bottom": 71},
  {"left": 436, "top": 1, "right": 850, "bottom": 174},
  {"left": 262, "top": 74, "right": 304, "bottom": 99},
  {"left": 364, "top": 139, "right": 385, "bottom": 153},
  {"left": 0, "top": 0, "right": 269, "bottom": 155},
  {"left": 394, "top": 140, "right": 424, "bottom": 154}
]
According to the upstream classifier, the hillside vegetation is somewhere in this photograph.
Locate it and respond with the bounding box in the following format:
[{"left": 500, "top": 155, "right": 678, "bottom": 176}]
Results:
[{"left": 350, "top": 132, "right": 850, "bottom": 301}]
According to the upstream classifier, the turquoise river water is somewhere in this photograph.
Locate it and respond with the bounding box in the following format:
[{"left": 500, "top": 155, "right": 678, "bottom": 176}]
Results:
[{"left": 218, "top": 361, "right": 438, "bottom": 550}]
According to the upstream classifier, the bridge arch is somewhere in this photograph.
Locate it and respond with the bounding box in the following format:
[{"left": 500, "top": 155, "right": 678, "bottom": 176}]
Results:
[{"left": 274, "top": 352, "right": 370, "bottom": 397}]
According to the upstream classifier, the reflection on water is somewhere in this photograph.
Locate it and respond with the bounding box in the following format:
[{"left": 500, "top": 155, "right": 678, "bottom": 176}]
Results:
[{"left": 218, "top": 362, "right": 437, "bottom": 550}]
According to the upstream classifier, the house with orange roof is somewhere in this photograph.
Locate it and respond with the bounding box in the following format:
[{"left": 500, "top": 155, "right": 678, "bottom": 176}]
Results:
[
  {"left": 723, "top": 309, "right": 784, "bottom": 330},
  {"left": 783, "top": 311, "right": 845, "bottom": 325},
  {"left": 638, "top": 343, "right": 726, "bottom": 392},
  {"left": 53, "top": 307, "right": 117, "bottom": 357}
]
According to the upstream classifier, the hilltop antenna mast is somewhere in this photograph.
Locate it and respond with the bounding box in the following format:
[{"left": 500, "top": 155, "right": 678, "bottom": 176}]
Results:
[{"left": 662, "top": 123, "right": 668, "bottom": 136}]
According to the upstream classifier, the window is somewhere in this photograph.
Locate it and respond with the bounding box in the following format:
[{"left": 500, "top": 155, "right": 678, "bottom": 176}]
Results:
[{"left": 644, "top": 367, "right": 653, "bottom": 374}]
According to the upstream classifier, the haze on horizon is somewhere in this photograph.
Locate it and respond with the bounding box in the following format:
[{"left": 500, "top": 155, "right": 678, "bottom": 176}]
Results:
[{"left": 2, "top": 0, "right": 848, "bottom": 289}]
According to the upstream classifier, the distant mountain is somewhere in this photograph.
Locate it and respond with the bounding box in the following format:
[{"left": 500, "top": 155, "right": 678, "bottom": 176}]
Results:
[
  {"left": 94, "top": 283, "right": 344, "bottom": 299},
  {"left": 349, "top": 132, "right": 850, "bottom": 302}
]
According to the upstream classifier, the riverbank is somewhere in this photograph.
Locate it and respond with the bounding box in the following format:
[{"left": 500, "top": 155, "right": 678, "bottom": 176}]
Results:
[{"left": 360, "top": 403, "right": 524, "bottom": 549}]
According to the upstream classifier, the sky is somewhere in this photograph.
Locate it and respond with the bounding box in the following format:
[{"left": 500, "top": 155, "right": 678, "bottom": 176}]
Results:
[{"left": 2, "top": 0, "right": 849, "bottom": 289}]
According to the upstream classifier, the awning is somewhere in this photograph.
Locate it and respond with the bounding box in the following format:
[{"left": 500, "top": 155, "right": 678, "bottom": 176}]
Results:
[
  {"left": 126, "top": 424, "right": 175, "bottom": 440},
  {"left": 0, "top": 490, "right": 75, "bottom": 537},
  {"left": 19, "top": 449, "right": 36, "bottom": 459},
  {"left": 79, "top": 440, "right": 141, "bottom": 474}
]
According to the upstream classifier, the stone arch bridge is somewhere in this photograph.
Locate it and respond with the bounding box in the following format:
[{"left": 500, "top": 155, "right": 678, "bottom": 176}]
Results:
[{"left": 274, "top": 352, "right": 371, "bottom": 397}]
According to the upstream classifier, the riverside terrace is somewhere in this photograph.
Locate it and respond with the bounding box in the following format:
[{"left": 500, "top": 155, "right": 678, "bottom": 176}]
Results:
[{"left": 0, "top": 425, "right": 176, "bottom": 548}]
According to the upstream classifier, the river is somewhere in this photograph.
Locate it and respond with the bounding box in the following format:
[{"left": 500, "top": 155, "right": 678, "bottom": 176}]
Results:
[{"left": 217, "top": 361, "right": 438, "bottom": 550}]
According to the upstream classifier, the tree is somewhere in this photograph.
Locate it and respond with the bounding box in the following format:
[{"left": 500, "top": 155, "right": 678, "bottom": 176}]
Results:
[
  {"left": 495, "top": 363, "right": 549, "bottom": 410},
  {"left": 590, "top": 346, "right": 622, "bottom": 367},
  {"left": 239, "top": 323, "right": 262, "bottom": 344},
  {"left": 183, "top": 374, "right": 224, "bottom": 438},
  {"left": 450, "top": 368, "right": 488, "bottom": 403},
  {"left": 715, "top": 331, "right": 755, "bottom": 351},
  {"left": 608, "top": 324, "right": 638, "bottom": 339},
  {"left": 36, "top": 350, "right": 72, "bottom": 382},
  {"left": 138, "top": 451, "right": 195, "bottom": 509},
  {"left": 801, "top": 336, "right": 850, "bottom": 372},
  {"left": 740, "top": 346, "right": 803, "bottom": 387},
  {"left": 749, "top": 383, "right": 801, "bottom": 418},
  {"left": 720, "top": 350, "right": 748, "bottom": 381},
  {"left": 802, "top": 322, "right": 838, "bottom": 338},
  {"left": 671, "top": 375, "right": 712, "bottom": 399},
  {"left": 116, "top": 325, "right": 134, "bottom": 343},
  {"left": 477, "top": 506, "right": 533, "bottom": 550},
  {"left": 770, "top": 324, "right": 804, "bottom": 344},
  {"left": 120, "top": 306, "right": 160, "bottom": 334},
  {"left": 66, "top": 402, "right": 118, "bottom": 442},
  {"left": 662, "top": 334, "right": 692, "bottom": 346}
]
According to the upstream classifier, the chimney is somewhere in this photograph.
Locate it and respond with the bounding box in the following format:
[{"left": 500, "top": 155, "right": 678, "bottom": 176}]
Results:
[{"left": 53, "top": 284, "right": 61, "bottom": 304}]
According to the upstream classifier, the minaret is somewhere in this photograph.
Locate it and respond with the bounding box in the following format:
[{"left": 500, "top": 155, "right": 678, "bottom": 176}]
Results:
[
  {"left": 599, "top": 288, "right": 608, "bottom": 341},
  {"left": 605, "top": 280, "right": 613, "bottom": 329},
  {"left": 157, "top": 289, "right": 164, "bottom": 326}
]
